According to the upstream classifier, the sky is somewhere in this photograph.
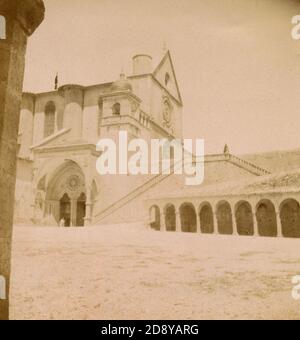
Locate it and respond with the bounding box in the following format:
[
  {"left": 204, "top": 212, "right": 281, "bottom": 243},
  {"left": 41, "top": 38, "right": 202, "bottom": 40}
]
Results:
[{"left": 24, "top": 0, "right": 300, "bottom": 155}]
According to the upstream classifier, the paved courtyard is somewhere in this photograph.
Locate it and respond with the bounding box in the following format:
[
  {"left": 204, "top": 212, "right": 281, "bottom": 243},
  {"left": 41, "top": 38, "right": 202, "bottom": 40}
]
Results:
[{"left": 10, "top": 224, "right": 300, "bottom": 320}]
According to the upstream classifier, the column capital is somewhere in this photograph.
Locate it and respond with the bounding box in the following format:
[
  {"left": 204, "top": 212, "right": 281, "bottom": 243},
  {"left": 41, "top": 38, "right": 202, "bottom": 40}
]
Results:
[{"left": 0, "top": 0, "right": 45, "bottom": 37}]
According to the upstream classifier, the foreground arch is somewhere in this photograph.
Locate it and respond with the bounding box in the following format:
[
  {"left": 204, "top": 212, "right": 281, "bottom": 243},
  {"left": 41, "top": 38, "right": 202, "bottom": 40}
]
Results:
[
  {"left": 164, "top": 204, "right": 176, "bottom": 232},
  {"left": 280, "top": 199, "right": 300, "bottom": 238},
  {"left": 216, "top": 201, "right": 233, "bottom": 235},
  {"left": 180, "top": 203, "right": 197, "bottom": 233},
  {"left": 149, "top": 205, "right": 160, "bottom": 231},
  {"left": 256, "top": 200, "right": 277, "bottom": 237},
  {"left": 199, "top": 203, "right": 214, "bottom": 234},
  {"left": 235, "top": 201, "right": 254, "bottom": 236}
]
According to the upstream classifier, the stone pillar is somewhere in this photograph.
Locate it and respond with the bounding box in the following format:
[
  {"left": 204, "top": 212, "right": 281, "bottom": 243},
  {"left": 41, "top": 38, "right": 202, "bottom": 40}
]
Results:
[
  {"left": 160, "top": 212, "right": 166, "bottom": 232},
  {"left": 252, "top": 212, "right": 259, "bottom": 237},
  {"left": 0, "top": 0, "right": 45, "bottom": 320},
  {"left": 276, "top": 211, "right": 283, "bottom": 238},
  {"left": 213, "top": 211, "right": 218, "bottom": 235},
  {"left": 84, "top": 203, "right": 92, "bottom": 226},
  {"left": 232, "top": 212, "right": 238, "bottom": 236},
  {"left": 175, "top": 210, "right": 181, "bottom": 232},
  {"left": 196, "top": 213, "right": 201, "bottom": 234},
  {"left": 70, "top": 199, "right": 77, "bottom": 227},
  {"left": 84, "top": 190, "right": 92, "bottom": 226}
]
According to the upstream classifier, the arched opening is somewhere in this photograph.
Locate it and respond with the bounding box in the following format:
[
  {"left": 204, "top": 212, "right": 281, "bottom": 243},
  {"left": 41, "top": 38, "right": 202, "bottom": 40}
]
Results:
[
  {"left": 180, "top": 203, "right": 197, "bottom": 233},
  {"left": 76, "top": 193, "right": 86, "bottom": 227},
  {"left": 199, "top": 203, "right": 214, "bottom": 234},
  {"left": 256, "top": 200, "right": 277, "bottom": 237},
  {"left": 44, "top": 101, "right": 56, "bottom": 138},
  {"left": 112, "top": 102, "right": 121, "bottom": 115},
  {"left": 216, "top": 201, "right": 233, "bottom": 235},
  {"left": 165, "top": 204, "right": 176, "bottom": 232},
  {"left": 235, "top": 201, "right": 254, "bottom": 236},
  {"left": 60, "top": 193, "right": 71, "bottom": 227},
  {"left": 45, "top": 160, "right": 87, "bottom": 227},
  {"left": 150, "top": 205, "right": 160, "bottom": 231},
  {"left": 280, "top": 199, "right": 300, "bottom": 238}
]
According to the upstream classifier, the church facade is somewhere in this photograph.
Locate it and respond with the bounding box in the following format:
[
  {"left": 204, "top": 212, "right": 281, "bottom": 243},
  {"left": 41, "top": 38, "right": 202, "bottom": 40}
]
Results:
[
  {"left": 15, "top": 51, "right": 300, "bottom": 238},
  {"left": 15, "top": 52, "right": 183, "bottom": 227}
]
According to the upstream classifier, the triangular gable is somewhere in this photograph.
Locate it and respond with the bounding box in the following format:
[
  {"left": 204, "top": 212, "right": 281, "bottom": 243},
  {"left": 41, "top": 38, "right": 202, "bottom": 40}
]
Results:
[
  {"left": 31, "top": 128, "right": 71, "bottom": 150},
  {"left": 153, "top": 51, "right": 183, "bottom": 104}
]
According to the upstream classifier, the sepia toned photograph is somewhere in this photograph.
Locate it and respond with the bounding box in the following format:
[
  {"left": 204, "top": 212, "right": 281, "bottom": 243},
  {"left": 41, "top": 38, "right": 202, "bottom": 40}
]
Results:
[{"left": 1, "top": 0, "right": 300, "bottom": 323}]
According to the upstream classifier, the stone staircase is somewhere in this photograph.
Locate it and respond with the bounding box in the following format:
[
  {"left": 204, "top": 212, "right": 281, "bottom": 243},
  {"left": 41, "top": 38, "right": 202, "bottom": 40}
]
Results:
[
  {"left": 226, "top": 154, "right": 271, "bottom": 176},
  {"left": 93, "top": 153, "right": 271, "bottom": 224},
  {"left": 93, "top": 170, "right": 175, "bottom": 225}
]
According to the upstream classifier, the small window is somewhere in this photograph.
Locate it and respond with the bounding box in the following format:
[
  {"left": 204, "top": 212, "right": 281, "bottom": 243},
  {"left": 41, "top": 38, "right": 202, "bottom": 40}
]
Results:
[
  {"left": 165, "top": 73, "right": 170, "bottom": 86},
  {"left": 112, "top": 102, "right": 121, "bottom": 115},
  {"left": 0, "top": 15, "right": 6, "bottom": 40},
  {"left": 44, "top": 101, "right": 56, "bottom": 138}
]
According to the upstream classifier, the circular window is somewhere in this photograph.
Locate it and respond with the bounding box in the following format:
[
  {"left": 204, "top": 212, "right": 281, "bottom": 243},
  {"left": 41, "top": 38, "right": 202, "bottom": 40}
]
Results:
[{"left": 67, "top": 175, "right": 80, "bottom": 191}]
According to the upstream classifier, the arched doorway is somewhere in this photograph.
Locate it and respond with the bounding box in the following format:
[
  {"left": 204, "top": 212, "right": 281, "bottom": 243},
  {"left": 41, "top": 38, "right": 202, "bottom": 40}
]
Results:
[
  {"left": 150, "top": 205, "right": 160, "bottom": 231},
  {"left": 216, "top": 201, "right": 233, "bottom": 235},
  {"left": 180, "top": 203, "right": 197, "bottom": 233},
  {"left": 199, "top": 203, "right": 214, "bottom": 234},
  {"left": 165, "top": 204, "right": 176, "bottom": 232},
  {"left": 280, "top": 199, "right": 300, "bottom": 238},
  {"left": 60, "top": 193, "right": 71, "bottom": 227},
  {"left": 45, "top": 161, "right": 87, "bottom": 227},
  {"left": 256, "top": 200, "right": 277, "bottom": 237},
  {"left": 235, "top": 201, "right": 254, "bottom": 236}
]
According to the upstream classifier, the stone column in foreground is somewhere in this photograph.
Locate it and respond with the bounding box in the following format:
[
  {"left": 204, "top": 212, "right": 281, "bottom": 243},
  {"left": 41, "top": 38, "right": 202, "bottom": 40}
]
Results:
[{"left": 0, "top": 0, "right": 45, "bottom": 320}]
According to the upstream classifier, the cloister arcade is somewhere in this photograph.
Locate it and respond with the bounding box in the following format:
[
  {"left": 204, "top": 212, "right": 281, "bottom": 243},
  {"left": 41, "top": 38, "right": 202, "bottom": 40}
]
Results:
[{"left": 148, "top": 194, "right": 300, "bottom": 238}]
